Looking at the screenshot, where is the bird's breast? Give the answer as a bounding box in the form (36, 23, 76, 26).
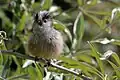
(28, 30, 63, 59)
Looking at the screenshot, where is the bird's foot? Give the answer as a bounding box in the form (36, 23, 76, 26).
(34, 56, 39, 63)
(44, 59, 51, 67)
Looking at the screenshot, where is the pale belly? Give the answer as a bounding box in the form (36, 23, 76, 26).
(27, 33, 63, 59)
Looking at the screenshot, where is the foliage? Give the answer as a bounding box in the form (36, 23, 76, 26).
(0, 0, 120, 80)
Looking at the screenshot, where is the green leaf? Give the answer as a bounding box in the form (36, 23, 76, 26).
(64, 28, 72, 43)
(112, 40, 120, 46)
(75, 53, 93, 64)
(89, 0, 97, 5)
(7, 74, 28, 80)
(112, 53, 120, 66)
(0, 65, 4, 75)
(27, 66, 38, 80)
(0, 10, 12, 27)
(72, 12, 84, 49)
(53, 20, 72, 42)
(86, 10, 111, 16)
(12, 56, 22, 74)
(32, 2, 42, 10)
(60, 56, 81, 65)
(83, 63, 103, 79)
(88, 42, 104, 75)
(73, 12, 84, 40)
(1, 58, 11, 78)
(53, 20, 66, 31)
(82, 9, 103, 29)
(60, 56, 102, 77)
(17, 12, 28, 32)
(34, 63, 43, 80)
(0, 35, 8, 66)
(41, 0, 53, 10)
(77, 0, 83, 6)
(108, 60, 120, 78)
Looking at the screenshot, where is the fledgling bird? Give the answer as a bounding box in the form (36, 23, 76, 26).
(27, 11, 63, 59)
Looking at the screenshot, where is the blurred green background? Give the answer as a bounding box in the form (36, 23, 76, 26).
(0, 0, 120, 80)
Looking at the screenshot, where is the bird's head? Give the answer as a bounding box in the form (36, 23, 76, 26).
(34, 11, 52, 27)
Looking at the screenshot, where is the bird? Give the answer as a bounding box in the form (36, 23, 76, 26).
(27, 11, 63, 59)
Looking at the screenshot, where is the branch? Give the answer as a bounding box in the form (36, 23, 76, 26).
(0, 50, 91, 80)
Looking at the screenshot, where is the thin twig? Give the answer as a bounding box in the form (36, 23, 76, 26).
(0, 50, 91, 80)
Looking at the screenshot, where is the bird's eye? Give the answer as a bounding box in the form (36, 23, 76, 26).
(43, 19, 47, 23)
(42, 13, 51, 23)
(38, 20, 42, 25)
